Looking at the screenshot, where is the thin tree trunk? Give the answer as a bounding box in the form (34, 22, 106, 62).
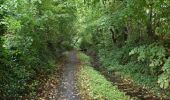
(110, 28, 116, 44)
(147, 2, 156, 40)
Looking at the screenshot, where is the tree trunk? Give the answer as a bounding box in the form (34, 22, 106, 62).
(147, 3, 156, 40)
(110, 28, 116, 44)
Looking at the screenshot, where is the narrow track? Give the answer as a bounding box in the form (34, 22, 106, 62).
(57, 51, 81, 100)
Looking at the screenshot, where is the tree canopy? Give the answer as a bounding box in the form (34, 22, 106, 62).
(0, 0, 170, 99)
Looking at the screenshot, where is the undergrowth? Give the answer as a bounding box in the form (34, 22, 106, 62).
(97, 44, 169, 97)
(77, 52, 130, 100)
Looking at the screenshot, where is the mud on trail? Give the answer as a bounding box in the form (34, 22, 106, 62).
(56, 51, 81, 100)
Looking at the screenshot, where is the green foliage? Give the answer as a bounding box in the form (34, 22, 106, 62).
(79, 34, 93, 50)
(78, 52, 91, 65)
(129, 43, 166, 75)
(75, 0, 170, 95)
(0, 0, 170, 98)
(3, 17, 21, 33)
(97, 46, 162, 94)
(158, 57, 170, 89)
(78, 52, 130, 100)
(0, 0, 77, 98)
(2, 34, 33, 53)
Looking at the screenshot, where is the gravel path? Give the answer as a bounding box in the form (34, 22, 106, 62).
(57, 51, 80, 100)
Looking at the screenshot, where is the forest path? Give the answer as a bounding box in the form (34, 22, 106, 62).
(56, 50, 81, 100)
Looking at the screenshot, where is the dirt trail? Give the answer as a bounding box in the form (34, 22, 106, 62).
(56, 51, 81, 100)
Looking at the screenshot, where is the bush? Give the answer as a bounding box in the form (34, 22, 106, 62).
(129, 43, 166, 75)
(158, 57, 170, 89)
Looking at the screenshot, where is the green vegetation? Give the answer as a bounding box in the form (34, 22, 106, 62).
(76, 0, 170, 97)
(0, 0, 170, 99)
(77, 52, 130, 100)
(98, 47, 161, 93)
(0, 0, 76, 98)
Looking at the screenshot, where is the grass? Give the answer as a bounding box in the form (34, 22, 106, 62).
(77, 52, 130, 100)
(98, 48, 168, 97)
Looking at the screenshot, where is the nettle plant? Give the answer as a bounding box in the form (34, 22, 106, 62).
(129, 43, 170, 89)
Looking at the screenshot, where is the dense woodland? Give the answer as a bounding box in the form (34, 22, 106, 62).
(0, 0, 170, 99)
